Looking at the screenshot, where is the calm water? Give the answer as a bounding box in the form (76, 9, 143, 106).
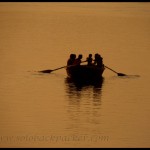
(0, 2, 150, 148)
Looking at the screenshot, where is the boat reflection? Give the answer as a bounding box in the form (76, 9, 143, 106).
(65, 76, 104, 90)
(64, 77, 105, 134)
(65, 76, 104, 100)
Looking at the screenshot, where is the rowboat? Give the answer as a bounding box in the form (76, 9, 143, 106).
(66, 65, 105, 82)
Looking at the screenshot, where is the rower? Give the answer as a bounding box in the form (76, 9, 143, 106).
(86, 54, 93, 66)
(67, 54, 76, 66)
(73, 54, 83, 65)
(94, 53, 103, 67)
(96, 54, 103, 67)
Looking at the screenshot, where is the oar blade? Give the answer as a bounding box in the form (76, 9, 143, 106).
(117, 73, 126, 76)
(39, 70, 53, 73)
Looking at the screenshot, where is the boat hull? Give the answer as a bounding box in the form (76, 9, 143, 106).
(66, 65, 105, 82)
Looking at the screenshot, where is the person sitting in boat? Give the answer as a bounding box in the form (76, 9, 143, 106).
(96, 54, 103, 67)
(86, 54, 93, 66)
(93, 53, 99, 65)
(73, 54, 83, 65)
(94, 53, 103, 67)
(67, 54, 76, 66)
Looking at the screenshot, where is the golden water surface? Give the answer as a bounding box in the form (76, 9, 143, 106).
(0, 2, 150, 147)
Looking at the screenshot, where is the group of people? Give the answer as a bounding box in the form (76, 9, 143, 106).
(67, 54, 83, 66)
(67, 53, 103, 67)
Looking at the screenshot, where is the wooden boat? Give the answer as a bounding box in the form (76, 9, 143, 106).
(66, 65, 105, 82)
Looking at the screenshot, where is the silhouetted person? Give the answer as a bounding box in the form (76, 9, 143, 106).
(67, 54, 76, 66)
(93, 53, 99, 65)
(94, 53, 103, 67)
(96, 54, 103, 67)
(86, 54, 93, 66)
(73, 54, 83, 65)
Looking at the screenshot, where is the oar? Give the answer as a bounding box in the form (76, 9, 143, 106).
(39, 66, 67, 73)
(39, 60, 87, 73)
(104, 65, 126, 76)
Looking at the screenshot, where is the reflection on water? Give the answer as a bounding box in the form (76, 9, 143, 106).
(110, 74, 141, 81)
(64, 77, 104, 134)
(120, 75, 141, 78)
(65, 76, 104, 87)
(65, 77, 104, 100)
